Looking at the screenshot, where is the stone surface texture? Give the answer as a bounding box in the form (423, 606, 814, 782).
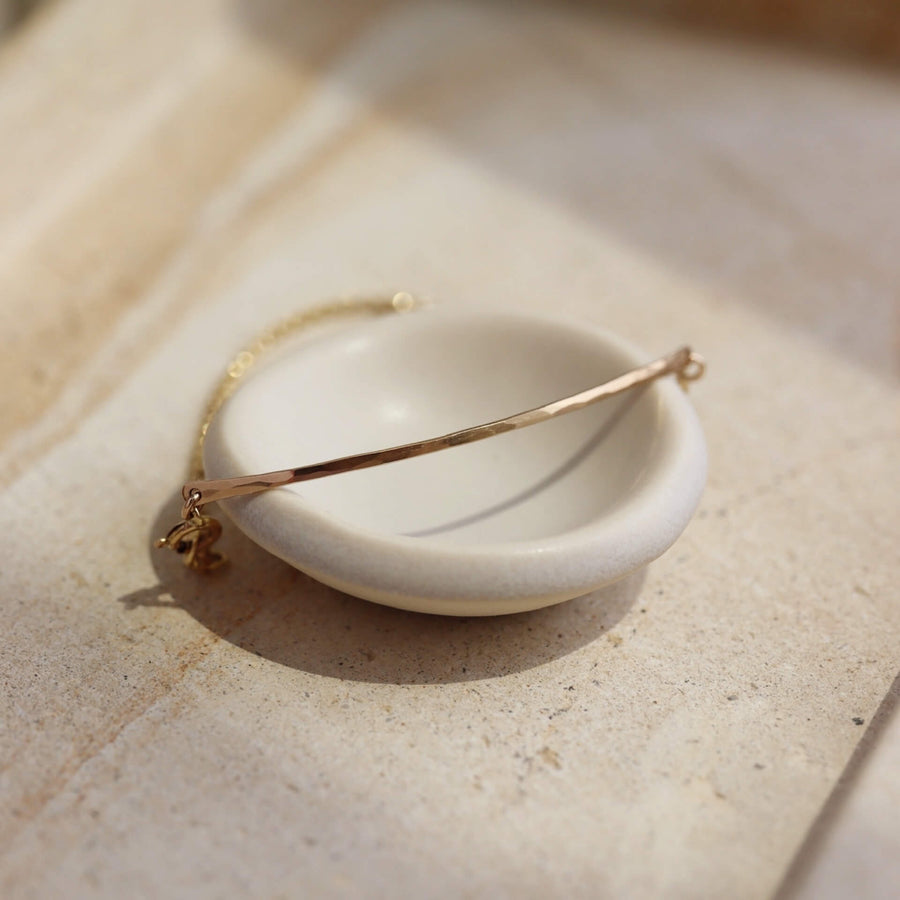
(0, 1, 898, 898)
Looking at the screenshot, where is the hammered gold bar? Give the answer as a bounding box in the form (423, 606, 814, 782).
(181, 345, 703, 509)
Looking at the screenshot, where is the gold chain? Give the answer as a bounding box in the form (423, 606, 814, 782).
(188, 291, 420, 482)
(157, 292, 703, 573)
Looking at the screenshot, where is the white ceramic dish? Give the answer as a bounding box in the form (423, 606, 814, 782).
(204, 307, 707, 615)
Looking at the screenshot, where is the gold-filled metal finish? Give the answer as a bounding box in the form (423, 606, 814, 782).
(156, 293, 705, 571)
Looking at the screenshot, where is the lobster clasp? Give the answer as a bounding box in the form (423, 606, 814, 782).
(155, 512, 226, 572)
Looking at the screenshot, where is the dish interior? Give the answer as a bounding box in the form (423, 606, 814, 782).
(208, 312, 667, 546)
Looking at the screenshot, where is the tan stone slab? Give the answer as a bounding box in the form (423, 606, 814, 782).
(0, 1, 898, 898)
(0, 0, 391, 453)
(786, 676, 900, 900)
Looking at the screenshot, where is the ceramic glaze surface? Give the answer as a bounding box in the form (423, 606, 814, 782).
(204, 308, 707, 614)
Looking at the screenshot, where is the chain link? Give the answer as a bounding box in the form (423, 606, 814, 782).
(159, 294, 702, 573)
(188, 292, 420, 481)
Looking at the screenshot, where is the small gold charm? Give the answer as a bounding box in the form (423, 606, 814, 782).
(155, 513, 226, 572)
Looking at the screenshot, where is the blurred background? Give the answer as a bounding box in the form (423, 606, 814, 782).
(6, 0, 900, 61)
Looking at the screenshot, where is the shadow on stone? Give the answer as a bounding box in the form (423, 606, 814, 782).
(120, 490, 644, 685)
